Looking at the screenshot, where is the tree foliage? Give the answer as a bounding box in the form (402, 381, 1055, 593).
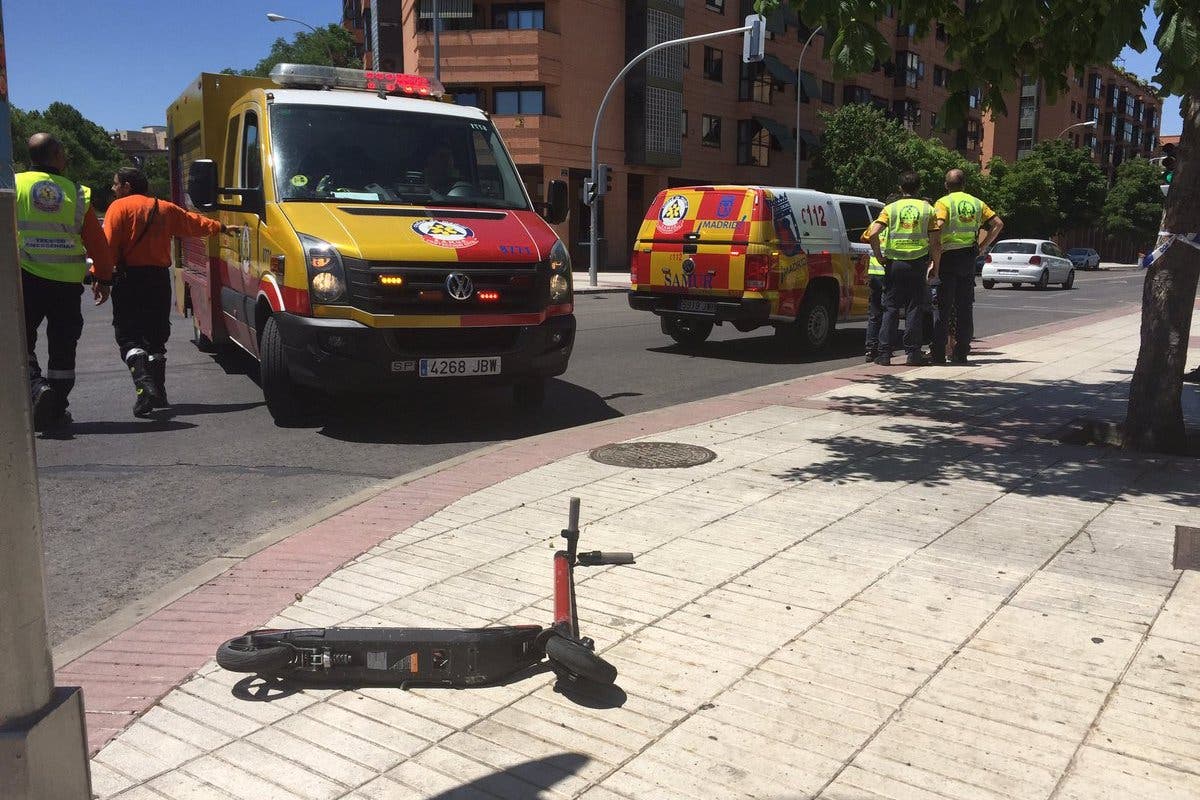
(809, 103, 985, 201)
(985, 156, 1062, 238)
(226, 25, 358, 77)
(1102, 157, 1165, 245)
(1020, 140, 1108, 231)
(10, 102, 125, 210)
(142, 155, 171, 201)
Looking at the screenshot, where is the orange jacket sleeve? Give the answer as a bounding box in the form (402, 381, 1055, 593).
(83, 205, 115, 281)
(163, 202, 222, 238)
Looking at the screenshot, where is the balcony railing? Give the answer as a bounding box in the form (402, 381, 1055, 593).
(415, 28, 561, 85)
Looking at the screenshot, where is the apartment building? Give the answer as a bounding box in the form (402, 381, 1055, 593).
(981, 63, 1162, 179)
(111, 125, 168, 167)
(343, 0, 983, 268)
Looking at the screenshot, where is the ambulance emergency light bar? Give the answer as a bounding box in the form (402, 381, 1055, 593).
(269, 64, 445, 98)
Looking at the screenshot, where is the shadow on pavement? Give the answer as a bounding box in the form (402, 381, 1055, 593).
(648, 328, 864, 366)
(427, 753, 591, 800)
(38, 418, 198, 439)
(160, 401, 266, 418)
(771, 373, 1200, 508)
(316, 378, 622, 445)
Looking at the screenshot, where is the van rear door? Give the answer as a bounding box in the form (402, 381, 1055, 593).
(632, 187, 763, 295)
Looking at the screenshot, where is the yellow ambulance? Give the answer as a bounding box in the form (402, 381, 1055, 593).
(628, 186, 882, 351)
(166, 65, 573, 424)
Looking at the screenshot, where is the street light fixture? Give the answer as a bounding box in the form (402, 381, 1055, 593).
(794, 26, 822, 188)
(266, 12, 337, 66)
(1059, 119, 1097, 137)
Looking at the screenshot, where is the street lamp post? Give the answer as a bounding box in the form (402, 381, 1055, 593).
(794, 26, 822, 188)
(266, 12, 337, 66)
(1059, 119, 1097, 139)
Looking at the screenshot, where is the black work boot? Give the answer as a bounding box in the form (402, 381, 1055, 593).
(31, 382, 60, 432)
(126, 350, 159, 418)
(147, 354, 170, 407)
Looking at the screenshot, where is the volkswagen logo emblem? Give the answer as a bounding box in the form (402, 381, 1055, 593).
(445, 272, 474, 300)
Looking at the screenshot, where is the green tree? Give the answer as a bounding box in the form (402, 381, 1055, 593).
(226, 24, 357, 77)
(989, 157, 1061, 238)
(1022, 139, 1108, 232)
(758, 0, 1200, 454)
(1102, 157, 1165, 246)
(11, 102, 125, 210)
(141, 155, 171, 201)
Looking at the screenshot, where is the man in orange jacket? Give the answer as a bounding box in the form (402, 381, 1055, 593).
(103, 167, 234, 417)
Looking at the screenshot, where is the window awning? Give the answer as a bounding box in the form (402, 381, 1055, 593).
(798, 71, 820, 101)
(754, 116, 794, 152)
(796, 129, 821, 148)
(763, 54, 797, 86)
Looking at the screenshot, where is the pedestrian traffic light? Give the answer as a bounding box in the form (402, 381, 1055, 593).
(1161, 143, 1178, 184)
(583, 178, 597, 206)
(597, 163, 612, 196)
(743, 14, 766, 63)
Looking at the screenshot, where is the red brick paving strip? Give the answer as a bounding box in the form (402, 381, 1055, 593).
(56, 303, 1144, 754)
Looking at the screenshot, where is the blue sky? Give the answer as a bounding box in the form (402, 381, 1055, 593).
(3, 1, 1184, 136)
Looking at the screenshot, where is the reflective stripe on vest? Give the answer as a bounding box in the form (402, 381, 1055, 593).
(869, 227, 889, 275)
(15, 172, 90, 283)
(939, 191, 983, 251)
(883, 198, 932, 260)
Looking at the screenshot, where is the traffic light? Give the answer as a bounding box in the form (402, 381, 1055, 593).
(597, 163, 612, 196)
(583, 178, 597, 206)
(743, 14, 766, 63)
(1162, 143, 1178, 184)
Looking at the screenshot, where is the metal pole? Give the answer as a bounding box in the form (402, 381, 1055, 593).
(432, 0, 441, 82)
(794, 26, 821, 188)
(0, 0, 91, 793)
(590, 23, 754, 287)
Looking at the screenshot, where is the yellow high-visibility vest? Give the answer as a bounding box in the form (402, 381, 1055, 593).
(883, 198, 933, 260)
(938, 191, 984, 251)
(15, 171, 91, 284)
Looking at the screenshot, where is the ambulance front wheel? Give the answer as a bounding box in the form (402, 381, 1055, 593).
(661, 315, 713, 348)
(260, 316, 317, 427)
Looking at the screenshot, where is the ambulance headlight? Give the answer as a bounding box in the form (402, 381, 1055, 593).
(548, 241, 572, 303)
(298, 234, 347, 304)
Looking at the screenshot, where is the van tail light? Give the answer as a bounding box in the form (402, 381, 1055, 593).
(745, 251, 778, 291)
(631, 249, 650, 284)
(984, 254, 992, 263)
(1029, 255, 1042, 265)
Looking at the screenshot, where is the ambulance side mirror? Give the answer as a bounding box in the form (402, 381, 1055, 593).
(188, 160, 219, 210)
(543, 179, 569, 225)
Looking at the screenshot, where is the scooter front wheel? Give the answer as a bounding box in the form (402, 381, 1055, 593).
(216, 635, 295, 674)
(545, 635, 617, 684)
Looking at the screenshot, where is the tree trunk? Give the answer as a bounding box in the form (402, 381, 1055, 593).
(1123, 96, 1200, 453)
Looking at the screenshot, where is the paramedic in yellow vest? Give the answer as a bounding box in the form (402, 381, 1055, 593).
(931, 168, 1004, 364)
(16, 133, 115, 431)
(865, 172, 940, 366)
(862, 193, 899, 362)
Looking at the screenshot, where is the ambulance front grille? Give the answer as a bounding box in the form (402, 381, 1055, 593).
(342, 258, 546, 315)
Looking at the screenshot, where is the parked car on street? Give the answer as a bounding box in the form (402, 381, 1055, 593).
(981, 239, 1075, 290)
(1066, 247, 1101, 270)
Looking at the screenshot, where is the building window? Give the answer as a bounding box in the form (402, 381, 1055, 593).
(930, 111, 938, 130)
(739, 62, 772, 103)
(935, 22, 947, 41)
(494, 87, 544, 115)
(933, 66, 948, 88)
(1070, 100, 1077, 115)
(681, 109, 688, 137)
(737, 120, 770, 166)
(417, 3, 480, 32)
(706, 0, 725, 13)
(1089, 73, 1102, 99)
(968, 88, 981, 109)
(1125, 94, 1135, 116)
(492, 4, 544, 30)
(683, 44, 690, 69)
(821, 80, 835, 104)
(896, 21, 916, 37)
(895, 51, 923, 88)
(844, 85, 872, 105)
(893, 99, 920, 130)
(1087, 103, 1098, 121)
(450, 87, 484, 109)
(703, 47, 723, 82)
(701, 114, 721, 147)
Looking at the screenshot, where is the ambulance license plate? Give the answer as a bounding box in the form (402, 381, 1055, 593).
(679, 299, 716, 314)
(419, 357, 502, 377)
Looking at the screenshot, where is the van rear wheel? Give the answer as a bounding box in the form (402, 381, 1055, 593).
(786, 290, 836, 352)
(661, 315, 713, 348)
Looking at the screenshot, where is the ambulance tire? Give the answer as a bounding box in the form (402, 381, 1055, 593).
(661, 315, 713, 348)
(260, 316, 315, 427)
(513, 378, 547, 411)
(790, 290, 836, 352)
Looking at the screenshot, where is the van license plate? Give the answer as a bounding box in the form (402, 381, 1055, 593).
(679, 299, 716, 313)
(419, 357, 502, 377)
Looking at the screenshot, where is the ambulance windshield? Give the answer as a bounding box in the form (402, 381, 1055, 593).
(271, 105, 530, 210)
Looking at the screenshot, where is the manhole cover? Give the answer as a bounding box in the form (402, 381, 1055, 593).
(588, 441, 717, 469)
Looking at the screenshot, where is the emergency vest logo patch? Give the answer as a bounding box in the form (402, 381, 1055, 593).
(658, 194, 689, 231)
(412, 219, 478, 249)
(898, 204, 921, 230)
(31, 180, 64, 213)
(955, 200, 977, 224)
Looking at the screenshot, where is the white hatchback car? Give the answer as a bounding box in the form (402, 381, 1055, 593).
(981, 239, 1075, 290)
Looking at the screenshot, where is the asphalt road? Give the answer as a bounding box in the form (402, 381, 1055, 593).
(34, 267, 1145, 645)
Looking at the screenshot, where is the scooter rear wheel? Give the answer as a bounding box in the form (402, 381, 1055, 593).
(545, 635, 617, 684)
(216, 636, 295, 674)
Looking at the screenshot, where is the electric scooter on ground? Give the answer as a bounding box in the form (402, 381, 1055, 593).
(216, 499, 632, 687)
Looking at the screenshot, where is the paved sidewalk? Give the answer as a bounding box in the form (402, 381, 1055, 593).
(572, 272, 630, 293)
(75, 305, 1199, 800)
